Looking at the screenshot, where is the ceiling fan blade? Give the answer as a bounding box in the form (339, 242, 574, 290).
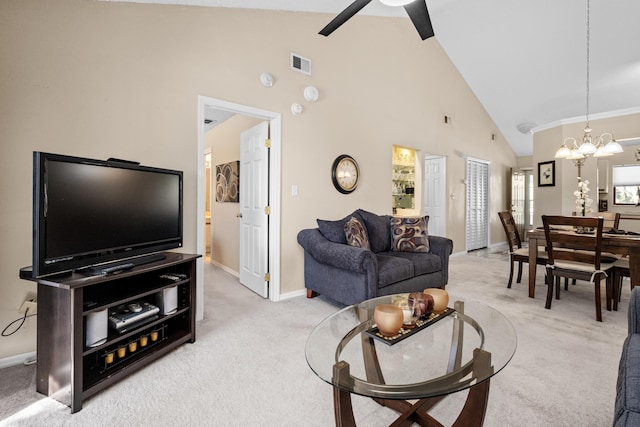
(404, 0, 435, 40)
(319, 0, 373, 36)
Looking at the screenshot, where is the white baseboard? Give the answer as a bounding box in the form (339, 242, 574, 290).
(210, 260, 239, 278)
(209, 260, 306, 301)
(0, 351, 36, 369)
(452, 241, 508, 257)
(279, 288, 306, 301)
(209, 260, 307, 302)
(489, 241, 508, 249)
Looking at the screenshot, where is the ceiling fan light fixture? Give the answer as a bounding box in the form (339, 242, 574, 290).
(320, 0, 433, 40)
(379, 0, 415, 6)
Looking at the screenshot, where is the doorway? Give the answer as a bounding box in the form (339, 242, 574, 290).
(509, 168, 534, 241)
(510, 168, 526, 239)
(196, 96, 282, 320)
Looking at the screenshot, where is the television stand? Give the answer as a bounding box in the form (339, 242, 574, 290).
(20, 252, 200, 413)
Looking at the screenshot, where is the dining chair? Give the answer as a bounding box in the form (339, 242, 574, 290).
(498, 211, 547, 288)
(600, 212, 621, 230)
(613, 257, 631, 310)
(541, 215, 616, 322)
(572, 211, 620, 230)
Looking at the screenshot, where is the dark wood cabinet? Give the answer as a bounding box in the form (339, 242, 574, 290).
(21, 252, 199, 413)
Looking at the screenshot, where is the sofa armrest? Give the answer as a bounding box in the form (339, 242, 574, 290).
(630, 287, 640, 335)
(428, 235, 454, 285)
(297, 228, 377, 274)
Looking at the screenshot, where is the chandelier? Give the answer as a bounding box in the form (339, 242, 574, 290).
(554, 0, 623, 164)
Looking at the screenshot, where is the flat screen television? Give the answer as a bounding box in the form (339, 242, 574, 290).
(32, 151, 183, 278)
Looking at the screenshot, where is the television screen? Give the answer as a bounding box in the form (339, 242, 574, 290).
(32, 152, 183, 277)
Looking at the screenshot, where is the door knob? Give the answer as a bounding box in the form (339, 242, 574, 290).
(236, 213, 243, 218)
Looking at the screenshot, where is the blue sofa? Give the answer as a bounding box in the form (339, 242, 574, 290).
(614, 286, 640, 426)
(296, 209, 453, 306)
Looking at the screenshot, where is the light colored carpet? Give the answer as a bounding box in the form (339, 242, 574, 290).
(0, 252, 629, 426)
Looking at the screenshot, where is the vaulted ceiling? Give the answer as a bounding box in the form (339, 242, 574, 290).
(107, 0, 640, 156)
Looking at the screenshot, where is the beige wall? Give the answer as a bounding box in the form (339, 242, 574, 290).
(516, 156, 533, 170)
(205, 115, 263, 272)
(532, 113, 640, 228)
(0, 0, 517, 360)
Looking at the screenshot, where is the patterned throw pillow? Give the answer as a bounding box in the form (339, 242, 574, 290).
(344, 216, 371, 251)
(390, 216, 430, 253)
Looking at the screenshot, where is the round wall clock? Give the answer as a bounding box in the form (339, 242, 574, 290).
(331, 154, 360, 194)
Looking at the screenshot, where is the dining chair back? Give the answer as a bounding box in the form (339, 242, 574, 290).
(600, 212, 621, 230)
(571, 211, 620, 230)
(498, 211, 547, 288)
(542, 215, 615, 321)
(498, 211, 522, 251)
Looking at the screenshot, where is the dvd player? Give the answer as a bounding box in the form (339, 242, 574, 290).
(109, 302, 159, 331)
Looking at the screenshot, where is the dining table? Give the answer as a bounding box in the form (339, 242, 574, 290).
(527, 228, 640, 299)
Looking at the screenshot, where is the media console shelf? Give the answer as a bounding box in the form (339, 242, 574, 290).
(20, 252, 200, 413)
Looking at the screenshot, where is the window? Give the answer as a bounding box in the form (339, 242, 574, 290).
(612, 165, 640, 205)
(527, 171, 534, 226)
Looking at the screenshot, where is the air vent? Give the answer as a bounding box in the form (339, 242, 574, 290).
(291, 53, 311, 76)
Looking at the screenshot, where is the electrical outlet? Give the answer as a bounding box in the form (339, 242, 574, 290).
(19, 300, 37, 315)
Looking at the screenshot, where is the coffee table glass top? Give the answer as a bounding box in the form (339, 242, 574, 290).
(305, 295, 517, 400)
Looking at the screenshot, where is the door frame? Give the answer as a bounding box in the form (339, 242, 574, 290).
(204, 147, 212, 256)
(197, 96, 282, 318)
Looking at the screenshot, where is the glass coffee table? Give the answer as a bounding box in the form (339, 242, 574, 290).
(305, 295, 517, 426)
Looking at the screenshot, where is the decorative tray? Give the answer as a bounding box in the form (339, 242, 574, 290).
(365, 307, 456, 346)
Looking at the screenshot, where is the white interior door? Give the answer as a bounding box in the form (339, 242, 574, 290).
(423, 156, 446, 236)
(239, 121, 269, 298)
(465, 158, 490, 251)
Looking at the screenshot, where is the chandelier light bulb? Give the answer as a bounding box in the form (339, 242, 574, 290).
(603, 140, 623, 154)
(554, 144, 571, 159)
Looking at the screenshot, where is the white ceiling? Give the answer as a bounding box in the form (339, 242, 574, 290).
(109, 0, 640, 156)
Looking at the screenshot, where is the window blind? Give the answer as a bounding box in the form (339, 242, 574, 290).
(612, 165, 640, 186)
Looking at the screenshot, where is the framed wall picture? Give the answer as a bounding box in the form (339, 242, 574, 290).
(538, 160, 555, 187)
(215, 161, 239, 203)
(598, 199, 608, 212)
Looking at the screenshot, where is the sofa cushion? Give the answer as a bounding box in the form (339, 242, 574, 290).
(615, 333, 640, 426)
(344, 216, 371, 251)
(356, 209, 391, 253)
(376, 254, 413, 288)
(388, 251, 442, 276)
(390, 216, 430, 253)
(317, 211, 363, 244)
